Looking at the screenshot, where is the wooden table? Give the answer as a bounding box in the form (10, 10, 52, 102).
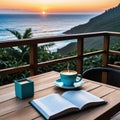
(0, 71, 120, 120)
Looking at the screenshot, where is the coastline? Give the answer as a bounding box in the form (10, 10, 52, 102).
(0, 14, 95, 52)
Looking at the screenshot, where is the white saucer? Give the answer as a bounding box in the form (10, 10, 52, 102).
(55, 79, 84, 89)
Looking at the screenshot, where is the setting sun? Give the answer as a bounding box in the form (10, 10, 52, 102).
(42, 11, 46, 15)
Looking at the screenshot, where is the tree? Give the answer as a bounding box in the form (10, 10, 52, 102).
(6, 28, 32, 39)
(7, 28, 55, 57)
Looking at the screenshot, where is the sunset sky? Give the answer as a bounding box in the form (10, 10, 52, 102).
(0, 0, 119, 14)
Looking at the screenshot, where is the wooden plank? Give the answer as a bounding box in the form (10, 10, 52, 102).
(0, 106, 40, 120)
(0, 86, 56, 116)
(0, 71, 59, 90)
(77, 37, 84, 74)
(0, 71, 58, 89)
(90, 86, 115, 98)
(102, 35, 109, 69)
(108, 64, 120, 70)
(37, 56, 77, 67)
(102, 72, 108, 84)
(56, 90, 120, 120)
(0, 71, 59, 103)
(89, 90, 120, 120)
(29, 44, 38, 76)
(84, 78, 120, 90)
(0, 31, 112, 48)
(83, 50, 104, 57)
(109, 50, 120, 55)
(0, 82, 55, 103)
(0, 85, 14, 94)
(0, 64, 30, 75)
(81, 81, 101, 91)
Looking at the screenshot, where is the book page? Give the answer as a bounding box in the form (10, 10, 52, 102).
(33, 94, 78, 118)
(62, 90, 106, 110)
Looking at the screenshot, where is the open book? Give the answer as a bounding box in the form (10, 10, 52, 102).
(30, 90, 107, 120)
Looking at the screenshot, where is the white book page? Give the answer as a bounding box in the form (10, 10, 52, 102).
(34, 94, 77, 117)
(62, 90, 105, 109)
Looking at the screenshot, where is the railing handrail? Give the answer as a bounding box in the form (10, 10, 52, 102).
(1, 31, 120, 48)
(0, 31, 120, 83)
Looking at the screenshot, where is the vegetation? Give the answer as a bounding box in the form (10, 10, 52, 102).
(65, 4, 120, 34)
(64, 4, 120, 49)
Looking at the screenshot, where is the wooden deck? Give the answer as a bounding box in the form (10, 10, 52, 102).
(0, 71, 120, 120)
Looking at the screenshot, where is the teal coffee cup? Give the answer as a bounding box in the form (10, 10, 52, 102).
(60, 70, 82, 86)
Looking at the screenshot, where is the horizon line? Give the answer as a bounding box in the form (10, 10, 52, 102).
(0, 8, 103, 15)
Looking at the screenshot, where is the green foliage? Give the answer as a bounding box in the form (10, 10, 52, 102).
(83, 55, 102, 71)
(38, 60, 76, 74)
(6, 28, 32, 39)
(109, 42, 120, 64)
(5, 28, 33, 65)
(0, 71, 29, 86)
(22, 28, 32, 38)
(6, 29, 22, 39)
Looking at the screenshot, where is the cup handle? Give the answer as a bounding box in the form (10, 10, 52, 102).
(76, 74, 82, 82)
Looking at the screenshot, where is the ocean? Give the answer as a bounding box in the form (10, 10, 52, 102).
(0, 14, 97, 51)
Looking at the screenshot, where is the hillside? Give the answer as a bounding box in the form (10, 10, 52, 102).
(58, 4, 120, 55)
(57, 42, 77, 55)
(64, 4, 120, 34)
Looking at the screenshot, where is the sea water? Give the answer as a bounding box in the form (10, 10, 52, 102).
(0, 14, 97, 51)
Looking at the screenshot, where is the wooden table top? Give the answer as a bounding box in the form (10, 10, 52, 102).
(0, 71, 120, 120)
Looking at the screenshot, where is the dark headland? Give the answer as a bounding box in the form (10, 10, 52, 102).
(57, 4, 120, 55)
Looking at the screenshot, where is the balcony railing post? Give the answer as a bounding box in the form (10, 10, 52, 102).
(102, 35, 110, 67)
(102, 35, 110, 83)
(77, 37, 84, 74)
(29, 44, 38, 76)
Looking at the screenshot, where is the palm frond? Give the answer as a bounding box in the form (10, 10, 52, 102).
(22, 28, 32, 39)
(6, 29, 22, 39)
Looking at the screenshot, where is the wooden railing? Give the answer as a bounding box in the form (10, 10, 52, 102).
(0, 31, 120, 78)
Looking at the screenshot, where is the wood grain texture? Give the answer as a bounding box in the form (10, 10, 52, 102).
(0, 71, 120, 120)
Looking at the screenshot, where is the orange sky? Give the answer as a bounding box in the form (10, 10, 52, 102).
(0, 0, 120, 14)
